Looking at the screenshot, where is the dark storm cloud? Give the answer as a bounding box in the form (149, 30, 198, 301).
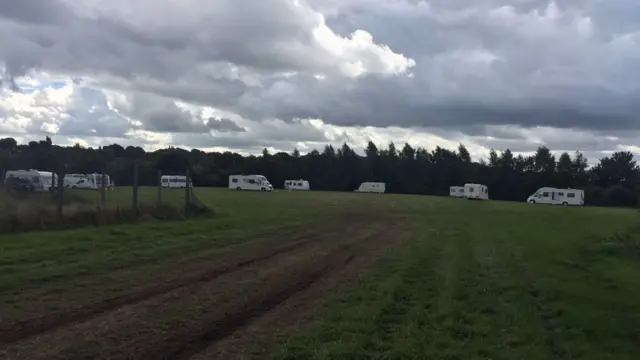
(205, 118, 246, 133)
(170, 119, 330, 149)
(0, 0, 72, 25)
(2, 0, 640, 149)
(0, 0, 394, 81)
(118, 93, 208, 133)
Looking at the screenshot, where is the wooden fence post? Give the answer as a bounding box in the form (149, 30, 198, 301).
(56, 168, 65, 218)
(132, 162, 139, 215)
(157, 170, 162, 205)
(184, 168, 191, 211)
(100, 170, 106, 205)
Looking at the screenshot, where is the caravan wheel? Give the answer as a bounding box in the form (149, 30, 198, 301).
(529, 200, 536, 204)
(562, 202, 569, 206)
(236, 186, 242, 191)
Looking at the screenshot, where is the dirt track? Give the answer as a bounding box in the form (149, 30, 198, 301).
(1, 209, 412, 360)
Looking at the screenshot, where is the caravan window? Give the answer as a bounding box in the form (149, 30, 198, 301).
(567, 193, 575, 198)
(297, 182, 302, 186)
(232, 178, 238, 183)
(469, 188, 474, 192)
(557, 192, 564, 196)
(542, 192, 549, 197)
(248, 179, 256, 184)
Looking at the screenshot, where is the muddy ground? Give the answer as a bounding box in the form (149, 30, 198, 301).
(0, 207, 412, 360)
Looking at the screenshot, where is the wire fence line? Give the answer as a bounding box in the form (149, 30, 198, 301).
(0, 164, 208, 232)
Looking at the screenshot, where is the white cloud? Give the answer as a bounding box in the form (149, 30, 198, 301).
(1, 0, 640, 163)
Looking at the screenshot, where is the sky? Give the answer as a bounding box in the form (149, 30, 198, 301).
(1, 0, 640, 163)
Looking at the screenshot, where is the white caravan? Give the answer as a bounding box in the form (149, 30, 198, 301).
(4, 169, 57, 192)
(449, 186, 465, 198)
(355, 182, 386, 193)
(284, 179, 310, 190)
(161, 175, 191, 188)
(229, 174, 274, 191)
(527, 187, 584, 206)
(464, 183, 489, 200)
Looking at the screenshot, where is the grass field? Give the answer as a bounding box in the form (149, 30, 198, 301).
(1, 188, 639, 359)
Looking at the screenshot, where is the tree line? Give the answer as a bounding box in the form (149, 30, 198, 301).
(1, 136, 638, 207)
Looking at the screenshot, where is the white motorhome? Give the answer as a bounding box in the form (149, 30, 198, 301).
(81, 173, 112, 190)
(464, 183, 489, 200)
(449, 186, 465, 198)
(161, 175, 191, 188)
(284, 179, 310, 190)
(67, 178, 96, 189)
(355, 182, 386, 193)
(229, 175, 274, 191)
(4, 169, 57, 192)
(64, 174, 86, 187)
(527, 187, 584, 206)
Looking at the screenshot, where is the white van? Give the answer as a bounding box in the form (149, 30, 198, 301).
(449, 186, 465, 198)
(4, 169, 57, 192)
(284, 180, 310, 190)
(464, 183, 489, 200)
(64, 174, 86, 187)
(355, 182, 385, 193)
(67, 178, 94, 189)
(161, 175, 191, 188)
(527, 187, 584, 206)
(229, 175, 273, 191)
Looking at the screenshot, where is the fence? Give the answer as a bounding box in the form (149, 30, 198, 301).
(0, 164, 209, 233)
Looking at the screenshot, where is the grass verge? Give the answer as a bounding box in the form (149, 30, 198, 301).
(273, 197, 640, 360)
(0, 187, 211, 233)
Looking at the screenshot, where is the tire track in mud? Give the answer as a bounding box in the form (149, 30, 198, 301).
(201, 222, 414, 360)
(134, 221, 408, 360)
(141, 253, 356, 360)
(21, 220, 393, 360)
(0, 213, 377, 344)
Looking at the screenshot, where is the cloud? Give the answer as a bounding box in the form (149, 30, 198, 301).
(2, 0, 640, 164)
(205, 118, 246, 133)
(0, 0, 414, 80)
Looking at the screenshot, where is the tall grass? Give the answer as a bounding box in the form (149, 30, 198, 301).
(0, 187, 212, 234)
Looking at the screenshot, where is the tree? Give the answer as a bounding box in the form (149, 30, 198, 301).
(592, 151, 639, 189)
(2, 136, 639, 207)
(556, 152, 573, 187)
(533, 146, 556, 173)
(0, 137, 17, 152)
(458, 144, 471, 163)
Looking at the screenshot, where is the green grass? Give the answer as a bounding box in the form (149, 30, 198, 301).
(0, 188, 382, 321)
(273, 196, 640, 360)
(2, 189, 640, 358)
